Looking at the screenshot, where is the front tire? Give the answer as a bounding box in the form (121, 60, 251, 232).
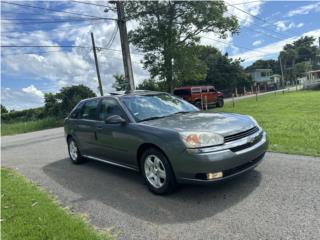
(216, 97, 224, 108)
(141, 148, 177, 195)
(68, 138, 86, 164)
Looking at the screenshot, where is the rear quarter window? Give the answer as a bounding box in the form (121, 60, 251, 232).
(191, 88, 201, 93)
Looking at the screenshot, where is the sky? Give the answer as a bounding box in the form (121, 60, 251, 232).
(1, 0, 320, 110)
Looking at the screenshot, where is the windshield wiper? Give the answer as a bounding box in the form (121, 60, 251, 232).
(173, 111, 191, 115)
(139, 116, 167, 122)
(139, 111, 191, 122)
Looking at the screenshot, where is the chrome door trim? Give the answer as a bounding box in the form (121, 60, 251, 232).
(83, 155, 138, 171)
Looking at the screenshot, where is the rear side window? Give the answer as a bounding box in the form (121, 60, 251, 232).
(191, 88, 201, 93)
(98, 98, 126, 121)
(201, 88, 208, 93)
(173, 89, 190, 96)
(80, 100, 98, 120)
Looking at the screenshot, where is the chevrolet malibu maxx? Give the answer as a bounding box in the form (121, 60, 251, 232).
(64, 90, 268, 194)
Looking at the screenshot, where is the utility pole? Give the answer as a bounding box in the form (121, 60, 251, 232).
(116, 1, 135, 91)
(91, 32, 104, 96)
(279, 56, 285, 88)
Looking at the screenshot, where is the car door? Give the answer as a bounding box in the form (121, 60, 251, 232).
(75, 99, 99, 157)
(208, 86, 218, 104)
(94, 98, 137, 168)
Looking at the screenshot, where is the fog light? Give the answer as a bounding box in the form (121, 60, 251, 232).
(207, 172, 223, 180)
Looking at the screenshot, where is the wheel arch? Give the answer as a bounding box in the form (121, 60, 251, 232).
(136, 143, 173, 173)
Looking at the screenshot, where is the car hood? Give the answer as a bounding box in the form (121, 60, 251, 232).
(140, 112, 256, 136)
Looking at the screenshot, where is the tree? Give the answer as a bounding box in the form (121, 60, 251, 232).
(112, 74, 128, 91)
(137, 78, 167, 92)
(1, 104, 8, 114)
(195, 45, 251, 93)
(245, 59, 281, 75)
(125, 1, 239, 92)
(279, 36, 318, 83)
(44, 85, 96, 117)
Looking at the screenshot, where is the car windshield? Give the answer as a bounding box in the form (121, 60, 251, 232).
(121, 93, 199, 122)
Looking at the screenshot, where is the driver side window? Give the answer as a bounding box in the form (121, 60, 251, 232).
(98, 98, 126, 121)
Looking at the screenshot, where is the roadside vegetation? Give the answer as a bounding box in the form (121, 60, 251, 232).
(1, 168, 113, 240)
(1, 85, 95, 136)
(1, 118, 63, 136)
(213, 90, 320, 157)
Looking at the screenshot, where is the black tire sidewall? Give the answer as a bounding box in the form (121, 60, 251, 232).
(217, 98, 224, 107)
(141, 148, 176, 195)
(67, 138, 83, 164)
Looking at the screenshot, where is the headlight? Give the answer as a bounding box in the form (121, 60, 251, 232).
(180, 132, 224, 148)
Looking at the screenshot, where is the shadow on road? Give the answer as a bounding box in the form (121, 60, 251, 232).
(43, 158, 262, 223)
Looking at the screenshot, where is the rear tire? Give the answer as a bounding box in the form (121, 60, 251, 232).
(67, 137, 86, 164)
(216, 97, 224, 108)
(141, 148, 177, 195)
(194, 100, 202, 109)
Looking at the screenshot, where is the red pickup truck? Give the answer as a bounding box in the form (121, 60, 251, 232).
(173, 85, 224, 108)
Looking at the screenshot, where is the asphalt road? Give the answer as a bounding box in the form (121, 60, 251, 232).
(2, 127, 320, 240)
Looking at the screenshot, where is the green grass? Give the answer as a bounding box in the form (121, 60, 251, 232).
(1, 168, 113, 240)
(212, 90, 320, 157)
(1, 118, 63, 136)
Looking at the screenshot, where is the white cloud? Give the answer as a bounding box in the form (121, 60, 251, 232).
(287, 2, 320, 17)
(22, 85, 44, 99)
(297, 23, 304, 28)
(1, 87, 44, 110)
(199, 0, 264, 52)
(275, 21, 304, 32)
(1, 0, 265, 110)
(226, 0, 264, 27)
(230, 28, 320, 65)
(252, 40, 262, 46)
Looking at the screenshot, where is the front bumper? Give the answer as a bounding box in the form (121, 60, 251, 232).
(174, 131, 268, 184)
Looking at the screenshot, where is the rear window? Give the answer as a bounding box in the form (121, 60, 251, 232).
(191, 88, 201, 93)
(173, 89, 190, 96)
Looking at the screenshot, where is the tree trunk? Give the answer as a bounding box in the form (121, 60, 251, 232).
(164, 52, 173, 93)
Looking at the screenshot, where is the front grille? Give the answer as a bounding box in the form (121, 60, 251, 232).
(224, 126, 259, 143)
(230, 132, 263, 152)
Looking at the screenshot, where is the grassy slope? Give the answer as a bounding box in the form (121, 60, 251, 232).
(1, 118, 63, 136)
(1, 168, 113, 240)
(212, 90, 320, 156)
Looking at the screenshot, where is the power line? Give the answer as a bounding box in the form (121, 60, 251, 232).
(70, 1, 116, 10)
(232, 1, 264, 5)
(1, 50, 65, 56)
(201, 36, 271, 55)
(1, 17, 103, 21)
(225, 1, 300, 37)
(2, 1, 116, 20)
(2, 18, 106, 25)
(0, 45, 144, 56)
(1, 45, 90, 48)
(1, 21, 104, 34)
(105, 24, 119, 48)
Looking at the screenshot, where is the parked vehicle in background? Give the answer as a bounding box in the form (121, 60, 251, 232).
(173, 86, 224, 108)
(64, 90, 267, 195)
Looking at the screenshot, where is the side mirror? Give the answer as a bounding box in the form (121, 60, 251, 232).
(105, 115, 127, 124)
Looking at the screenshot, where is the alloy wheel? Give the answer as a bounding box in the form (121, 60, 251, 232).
(144, 154, 167, 189)
(69, 140, 78, 161)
